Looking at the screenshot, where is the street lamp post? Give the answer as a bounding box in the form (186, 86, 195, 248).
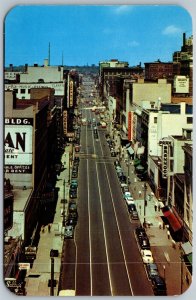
(143, 182, 147, 227)
(163, 265, 166, 280)
(126, 159, 130, 185)
(49, 249, 59, 296)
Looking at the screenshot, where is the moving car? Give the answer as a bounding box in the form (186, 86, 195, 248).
(64, 225, 74, 239)
(146, 263, 159, 279)
(141, 249, 154, 263)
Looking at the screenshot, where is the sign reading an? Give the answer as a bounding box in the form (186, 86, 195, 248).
(4, 118, 33, 174)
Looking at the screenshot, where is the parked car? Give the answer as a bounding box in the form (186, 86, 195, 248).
(114, 160, 120, 167)
(119, 175, 127, 183)
(64, 225, 74, 239)
(130, 210, 139, 220)
(70, 179, 78, 188)
(123, 192, 133, 200)
(126, 198, 135, 206)
(68, 202, 77, 212)
(72, 170, 78, 178)
(74, 156, 80, 162)
(151, 275, 167, 295)
(135, 226, 147, 241)
(111, 151, 116, 157)
(69, 188, 77, 199)
(146, 263, 159, 279)
(141, 249, 154, 263)
(68, 211, 78, 222)
(121, 183, 129, 193)
(127, 203, 137, 212)
(139, 237, 150, 250)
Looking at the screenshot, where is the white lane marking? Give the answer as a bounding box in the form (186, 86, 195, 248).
(87, 109, 93, 295)
(99, 136, 134, 296)
(91, 111, 113, 296)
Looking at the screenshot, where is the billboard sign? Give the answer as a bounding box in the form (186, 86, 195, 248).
(174, 76, 189, 93)
(4, 118, 33, 173)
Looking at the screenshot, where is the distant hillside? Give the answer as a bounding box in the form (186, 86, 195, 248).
(5, 65, 99, 74)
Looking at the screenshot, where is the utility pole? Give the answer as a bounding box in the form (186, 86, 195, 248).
(62, 179, 66, 227)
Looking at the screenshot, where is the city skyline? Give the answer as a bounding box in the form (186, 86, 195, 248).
(4, 5, 192, 67)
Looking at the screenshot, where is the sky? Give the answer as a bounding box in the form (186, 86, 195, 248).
(4, 5, 192, 67)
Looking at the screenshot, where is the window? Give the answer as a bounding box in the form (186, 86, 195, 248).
(28, 89, 31, 94)
(21, 89, 25, 94)
(187, 117, 192, 124)
(154, 117, 157, 123)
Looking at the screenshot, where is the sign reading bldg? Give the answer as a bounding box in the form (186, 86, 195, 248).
(4, 118, 33, 174)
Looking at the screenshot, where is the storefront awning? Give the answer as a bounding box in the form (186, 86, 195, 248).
(162, 206, 182, 232)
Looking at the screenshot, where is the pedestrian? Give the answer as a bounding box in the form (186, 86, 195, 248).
(158, 204, 161, 212)
(138, 190, 142, 197)
(172, 240, 176, 249)
(159, 221, 162, 229)
(48, 223, 51, 233)
(147, 221, 151, 228)
(154, 204, 157, 211)
(41, 225, 45, 233)
(167, 230, 170, 239)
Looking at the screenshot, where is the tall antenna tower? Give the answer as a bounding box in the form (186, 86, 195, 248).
(62, 51, 64, 66)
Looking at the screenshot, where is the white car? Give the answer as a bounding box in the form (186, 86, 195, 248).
(123, 191, 133, 199)
(126, 198, 135, 205)
(141, 249, 154, 263)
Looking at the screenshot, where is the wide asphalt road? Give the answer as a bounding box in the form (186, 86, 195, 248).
(73, 107, 154, 296)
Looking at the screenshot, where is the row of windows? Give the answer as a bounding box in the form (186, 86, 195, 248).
(14, 88, 31, 94)
(153, 117, 192, 124)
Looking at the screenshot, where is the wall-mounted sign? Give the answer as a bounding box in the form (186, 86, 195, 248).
(4, 118, 33, 174)
(63, 111, 67, 135)
(128, 112, 133, 141)
(162, 144, 169, 179)
(69, 81, 74, 107)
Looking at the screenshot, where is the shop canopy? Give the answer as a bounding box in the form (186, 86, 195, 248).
(162, 206, 182, 232)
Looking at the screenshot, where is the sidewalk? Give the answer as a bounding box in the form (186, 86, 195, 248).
(25, 145, 71, 296)
(119, 154, 185, 296)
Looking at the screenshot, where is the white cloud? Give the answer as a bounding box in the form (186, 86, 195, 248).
(127, 40, 139, 47)
(162, 25, 182, 35)
(113, 5, 133, 15)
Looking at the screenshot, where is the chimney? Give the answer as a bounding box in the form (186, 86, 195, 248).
(44, 59, 49, 67)
(9, 64, 13, 71)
